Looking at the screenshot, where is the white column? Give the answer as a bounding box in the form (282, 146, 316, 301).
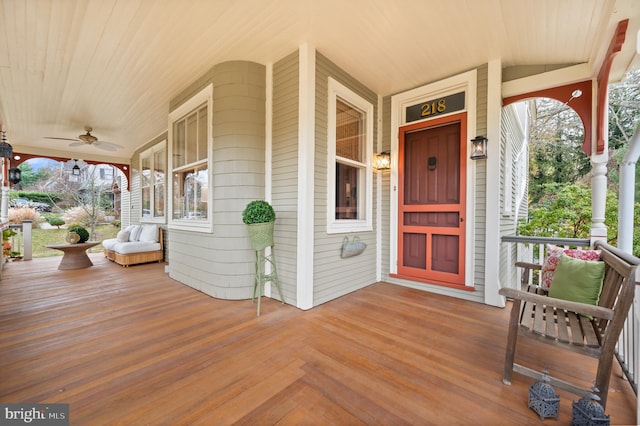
(1, 184, 9, 223)
(484, 59, 504, 307)
(296, 44, 315, 310)
(617, 124, 640, 253)
(590, 156, 608, 245)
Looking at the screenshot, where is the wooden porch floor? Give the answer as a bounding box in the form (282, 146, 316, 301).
(1, 254, 636, 425)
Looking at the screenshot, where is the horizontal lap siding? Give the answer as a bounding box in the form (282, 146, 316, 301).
(313, 52, 378, 306)
(169, 61, 266, 300)
(272, 52, 300, 305)
(499, 105, 527, 288)
(381, 96, 392, 278)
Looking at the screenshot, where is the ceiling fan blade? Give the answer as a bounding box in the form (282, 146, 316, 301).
(94, 142, 118, 152)
(45, 137, 80, 142)
(68, 142, 86, 147)
(94, 141, 123, 151)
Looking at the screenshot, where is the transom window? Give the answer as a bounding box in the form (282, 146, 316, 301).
(327, 78, 373, 233)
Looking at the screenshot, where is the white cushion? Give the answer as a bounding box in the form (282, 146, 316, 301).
(128, 225, 142, 241)
(102, 238, 118, 250)
(113, 241, 161, 254)
(116, 230, 130, 242)
(138, 224, 159, 243)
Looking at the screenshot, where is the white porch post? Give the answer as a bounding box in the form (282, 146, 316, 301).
(1, 180, 8, 223)
(590, 77, 608, 245)
(590, 156, 608, 245)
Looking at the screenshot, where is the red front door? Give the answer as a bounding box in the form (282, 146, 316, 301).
(397, 113, 467, 286)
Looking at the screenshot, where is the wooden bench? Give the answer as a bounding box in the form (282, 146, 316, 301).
(498, 240, 639, 408)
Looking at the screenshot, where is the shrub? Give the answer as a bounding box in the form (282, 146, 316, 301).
(62, 206, 105, 226)
(242, 200, 276, 224)
(68, 225, 90, 243)
(44, 214, 65, 229)
(8, 207, 42, 226)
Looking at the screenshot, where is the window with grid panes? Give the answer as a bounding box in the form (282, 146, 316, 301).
(327, 78, 373, 233)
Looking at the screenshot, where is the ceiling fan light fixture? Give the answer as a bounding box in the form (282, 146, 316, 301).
(79, 132, 98, 144)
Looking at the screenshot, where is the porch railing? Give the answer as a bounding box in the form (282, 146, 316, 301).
(1, 220, 32, 278)
(501, 235, 638, 399)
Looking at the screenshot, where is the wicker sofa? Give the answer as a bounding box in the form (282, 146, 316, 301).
(102, 224, 164, 267)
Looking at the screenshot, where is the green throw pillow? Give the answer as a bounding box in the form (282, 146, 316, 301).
(548, 254, 605, 306)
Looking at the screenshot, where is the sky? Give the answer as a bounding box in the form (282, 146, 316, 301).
(22, 158, 60, 170)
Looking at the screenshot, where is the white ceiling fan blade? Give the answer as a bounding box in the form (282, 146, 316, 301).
(69, 141, 85, 147)
(94, 142, 118, 152)
(94, 140, 124, 151)
(45, 137, 80, 142)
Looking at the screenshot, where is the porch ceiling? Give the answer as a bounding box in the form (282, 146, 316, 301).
(0, 0, 639, 164)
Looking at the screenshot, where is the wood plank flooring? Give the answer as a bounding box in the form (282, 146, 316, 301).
(1, 254, 636, 425)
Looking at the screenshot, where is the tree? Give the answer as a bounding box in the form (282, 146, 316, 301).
(605, 70, 640, 199)
(50, 165, 115, 239)
(527, 69, 640, 203)
(527, 99, 591, 204)
(16, 162, 53, 190)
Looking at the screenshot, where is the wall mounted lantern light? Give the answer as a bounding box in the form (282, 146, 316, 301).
(470, 136, 488, 160)
(374, 151, 391, 171)
(8, 167, 21, 184)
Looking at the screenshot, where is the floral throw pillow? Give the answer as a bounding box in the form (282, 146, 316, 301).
(540, 244, 601, 290)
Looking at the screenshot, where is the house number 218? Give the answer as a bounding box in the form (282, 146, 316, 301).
(421, 99, 447, 117)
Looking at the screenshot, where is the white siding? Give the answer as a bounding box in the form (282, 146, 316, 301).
(311, 53, 378, 306)
(272, 51, 301, 305)
(168, 61, 267, 300)
(499, 103, 529, 289)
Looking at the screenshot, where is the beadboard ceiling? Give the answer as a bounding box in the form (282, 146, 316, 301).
(0, 0, 638, 164)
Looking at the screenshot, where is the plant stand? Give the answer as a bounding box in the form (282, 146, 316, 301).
(253, 245, 285, 316)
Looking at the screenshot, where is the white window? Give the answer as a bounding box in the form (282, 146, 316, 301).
(327, 78, 373, 233)
(168, 84, 213, 232)
(140, 141, 166, 222)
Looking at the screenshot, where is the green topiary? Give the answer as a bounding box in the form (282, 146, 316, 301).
(242, 200, 275, 224)
(68, 225, 90, 243)
(45, 214, 65, 229)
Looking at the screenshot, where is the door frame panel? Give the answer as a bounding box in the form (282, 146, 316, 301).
(395, 112, 468, 288)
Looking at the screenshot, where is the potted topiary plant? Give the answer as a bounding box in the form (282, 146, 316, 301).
(66, 225, 90, 244)
(242, 200, 276, 250)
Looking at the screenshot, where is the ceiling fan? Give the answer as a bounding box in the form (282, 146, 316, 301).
(46, 126, 123, 152)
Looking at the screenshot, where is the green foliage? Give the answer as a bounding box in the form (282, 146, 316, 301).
(16, 163, 53, 189)
(68, 225, 90, 243)
(10, 191, 61, 205)
(527, 100, 591, 204)
(242, 200, 276, 224)
(3, 228, 16, 241)
(112, 219, 121, 227)
(43, 214, 65, 229)
(518, 183, 640, 257)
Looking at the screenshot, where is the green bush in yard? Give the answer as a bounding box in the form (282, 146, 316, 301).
(44, 214, 65, 229)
